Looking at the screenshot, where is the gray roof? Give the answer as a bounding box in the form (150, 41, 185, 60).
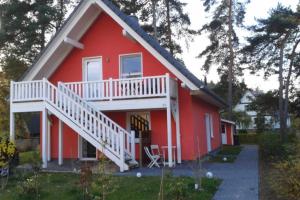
(21, 0, 227, 107)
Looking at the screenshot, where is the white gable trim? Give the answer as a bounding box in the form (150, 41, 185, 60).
(94, 0, 198, 90)
(22, 0, 199, 91)
(23, 1, 100, 81)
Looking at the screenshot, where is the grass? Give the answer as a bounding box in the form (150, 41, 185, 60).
(0, 172, 221, 200)
(209, 145, 242, 163)
(19, 151, 39, 165)
(217, 145, 242, 155)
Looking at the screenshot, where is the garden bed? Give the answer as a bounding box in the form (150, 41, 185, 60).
(0, 172, 221, 200)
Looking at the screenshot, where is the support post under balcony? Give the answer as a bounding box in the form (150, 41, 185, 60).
(9, 112, 15, 142)
(10, 81, 15, 142)
(42, 108, 48, 168)
(58, 119, 64, 165)
(166, 73, 173, 167)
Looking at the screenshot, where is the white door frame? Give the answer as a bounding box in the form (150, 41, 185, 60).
(126, 111, 151, 143)
(205, 114, 212, 152)
(78, 136, 98, 161)
(221, 124, 227, 145)
(82, 56, 103, 81)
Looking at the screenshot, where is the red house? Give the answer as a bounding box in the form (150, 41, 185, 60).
(9, 0, 226, 172)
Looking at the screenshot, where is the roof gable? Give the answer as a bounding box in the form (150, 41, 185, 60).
(20, 0, 226, 107)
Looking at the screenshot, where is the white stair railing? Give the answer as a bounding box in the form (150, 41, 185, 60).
(57, 82, 136, 161)
(11, 79, 136, 171)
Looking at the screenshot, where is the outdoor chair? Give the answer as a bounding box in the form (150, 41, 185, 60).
(144, 146, 160, 168)
(150, 144, 164, 164)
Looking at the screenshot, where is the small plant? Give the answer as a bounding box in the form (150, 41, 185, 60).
(92, 154, 118, 200)
(0, 136, 16, 190)
(79, 162, 93, 200)
(17, 150, 41, 200)
(165, 177, 190, 200)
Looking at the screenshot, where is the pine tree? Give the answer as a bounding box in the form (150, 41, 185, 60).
(112, 0, 197, 58)
(198, 0, 250, 119)
(241, 4, 300, 141)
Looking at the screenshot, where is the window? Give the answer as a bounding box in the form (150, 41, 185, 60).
(120, 54, 142, 78)
(221, 124, 226, 133)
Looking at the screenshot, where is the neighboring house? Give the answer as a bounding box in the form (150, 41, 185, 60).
(9, 0, 226, 172)
(221, 119, 235, 146)
(234, 90, 290, 130)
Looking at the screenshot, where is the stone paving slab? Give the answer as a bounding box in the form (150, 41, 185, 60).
(212, 145, 259, 200)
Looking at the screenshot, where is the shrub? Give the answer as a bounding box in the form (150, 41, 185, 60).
(238, 129, 248, 134)
(79, 163, 93, 200)
(92, 155, 118, 200)
(270, 157, 300, 200)
(239, 133, 258, 144)
(166, 177, 190, 200)
(0, 136, 17, 169)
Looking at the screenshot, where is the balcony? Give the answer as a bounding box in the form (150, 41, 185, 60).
(11, 74, 178, 112)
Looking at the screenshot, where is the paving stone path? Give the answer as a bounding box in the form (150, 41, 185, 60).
(211, 145, 259, 200)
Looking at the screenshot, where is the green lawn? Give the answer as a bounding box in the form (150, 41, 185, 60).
(19, 151, 39, 165)
(218, 145, 242, 156)
(209, 145, 243, 163)
(0, 172, 221, 200)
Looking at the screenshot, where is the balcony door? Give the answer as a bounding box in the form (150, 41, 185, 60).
(80, 57, 102, 160)
(83, 57, 103, 99)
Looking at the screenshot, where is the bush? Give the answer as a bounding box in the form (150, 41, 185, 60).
(238, 133, 258, 144)
(238, 129, 248, 134)
(0, 136, 17, 169)
(258, 133, 283, 160)
(269, 142, 300, 200)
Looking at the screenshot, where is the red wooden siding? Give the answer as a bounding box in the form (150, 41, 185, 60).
(39, 11, 222, 160)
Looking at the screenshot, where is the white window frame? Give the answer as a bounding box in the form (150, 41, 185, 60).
(119, 53, 143, 79)
(82, 56, 103, 81)
(210, 114, 214, 138)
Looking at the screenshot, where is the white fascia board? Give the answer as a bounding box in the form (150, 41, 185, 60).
(22, 1, 94, 81)
(95, 0, 198, 91)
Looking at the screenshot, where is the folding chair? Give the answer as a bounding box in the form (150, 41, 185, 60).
(144, 146, 160, 168)
(150, 144, 164, 164)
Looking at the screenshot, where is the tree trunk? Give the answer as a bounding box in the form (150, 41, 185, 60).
(165, 0, 173, 55)
(227, 0, 234, 120)
(283, 39, 300, 134)
(151, 0, 158, 39)
(278, 35, 288, 142)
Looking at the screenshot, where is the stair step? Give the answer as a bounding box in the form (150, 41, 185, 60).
(126, 160, 139, 169)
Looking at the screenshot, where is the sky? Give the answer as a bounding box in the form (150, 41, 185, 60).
(180, 0, 299, 92)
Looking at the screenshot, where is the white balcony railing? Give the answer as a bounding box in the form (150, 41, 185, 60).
(63, 74, 177, 101)
(10, 74, 178, 103)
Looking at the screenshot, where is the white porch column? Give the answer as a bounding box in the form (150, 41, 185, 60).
(42, 108, 48, 168)
(166, 73, 173, 167)
(47, 118, 51, 162)
(10, 81, 15, 142)
(9, 111, 15, 142)
(58, 119, 64, 165)
(175, 100, 181, 163)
